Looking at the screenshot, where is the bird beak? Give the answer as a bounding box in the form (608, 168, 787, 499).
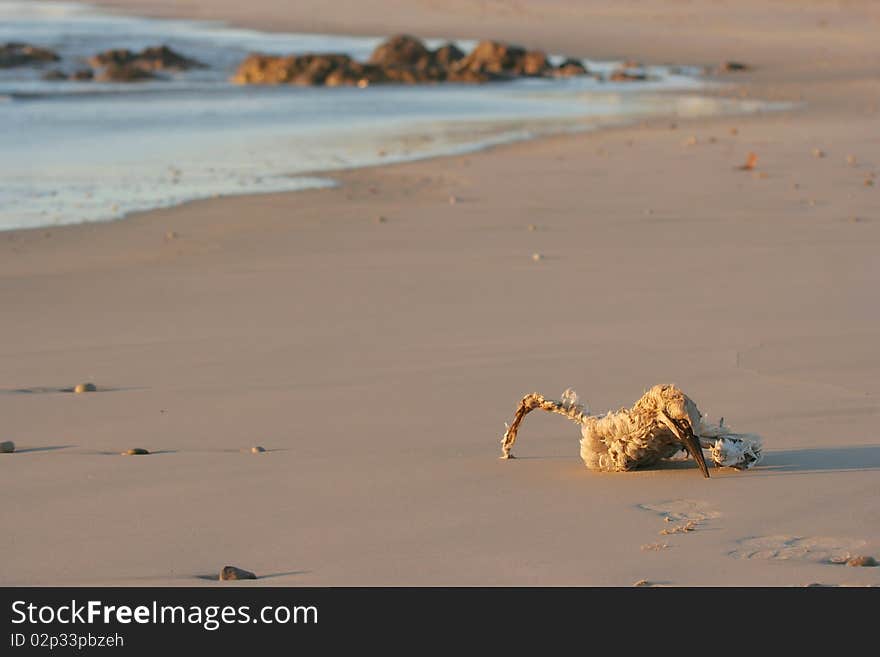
(658, 411, 711, 478)
(684, 427, 710, 478)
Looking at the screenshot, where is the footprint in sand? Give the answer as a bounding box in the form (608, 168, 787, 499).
(639, 499, 721, 535)
(729, 535, 867, 564)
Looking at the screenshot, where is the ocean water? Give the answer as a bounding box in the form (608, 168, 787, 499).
(0, 1, 777, 230)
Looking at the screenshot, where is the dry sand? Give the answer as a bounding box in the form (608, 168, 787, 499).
(1, 0, 879, 586)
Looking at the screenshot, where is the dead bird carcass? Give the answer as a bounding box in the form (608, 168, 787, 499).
(500, 384, 762, 477)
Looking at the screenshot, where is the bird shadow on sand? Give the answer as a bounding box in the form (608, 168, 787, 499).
(751, 445, 880, 475)
(509, 447, 880, 476)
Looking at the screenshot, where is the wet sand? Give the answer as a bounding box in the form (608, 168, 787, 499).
(1, 0, 878, 586)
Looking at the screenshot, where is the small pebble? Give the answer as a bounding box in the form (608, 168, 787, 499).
(0, 441, 15, 453)
(847, 555, 877, 567)
(813, 148, 826, 158)
(122, 448, 150, 456)
(531, 253, 543, 262)
(448, 195, 458, 205)
(220, 565, 257, 581)
(527, 224, 537, 231)
(633, 579, 651, 587)
(249, 446, 266, 454)
(375, 215, 387, 223)
(684, 135, 697, 146)
(74, 382, 97, 393)
(165, 231, 178, 241)
(729, 127, 739, 135)
(846, 154, 857, 166)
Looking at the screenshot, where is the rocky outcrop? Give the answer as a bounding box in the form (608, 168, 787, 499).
(0, 42, 60, 68)
(232, 35, 594, 86)
(89, 45, 205, 73)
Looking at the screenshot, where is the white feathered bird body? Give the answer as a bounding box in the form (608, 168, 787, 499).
(501, 384, 762, 476)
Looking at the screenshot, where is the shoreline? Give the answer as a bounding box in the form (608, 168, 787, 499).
(1, 93, 797, 238)
(2, 1, 878, 586)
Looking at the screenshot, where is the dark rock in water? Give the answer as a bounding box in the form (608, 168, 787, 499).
(368, 34, 432, 68)
(233, 53, 365, 85)
(454, 40, 550, 77)
(43, 68, 93, 81)
(521, 50, 550, 76)
(456, 40, 523, 75)
(42, 69, 68, 81)
(718, 60, 750, 73)
(555, 58, 589, 77)
(607, 69, 648, 82)
(445, 66, 492, 84)
(432, 43, 465, 68)
(137, 45, 206, 71)
(88, 48, 131, 69)
(89, 45, 205, 74)
(95, 63, 158, 83)
(0, 42, 60, 68)
(220, 565, 257, 581)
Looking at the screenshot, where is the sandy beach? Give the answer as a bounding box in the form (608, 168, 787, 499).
(2, 0, 879, 586)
